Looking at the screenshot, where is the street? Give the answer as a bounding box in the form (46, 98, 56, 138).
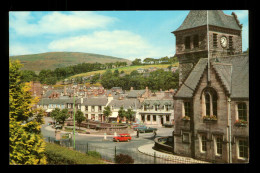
(41, 117, 174, 164)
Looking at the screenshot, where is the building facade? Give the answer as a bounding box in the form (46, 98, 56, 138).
(172, 10, 249, 163)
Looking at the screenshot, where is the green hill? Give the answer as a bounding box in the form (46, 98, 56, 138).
(9, 52, 131, 73)
(69, 63, 179, 79)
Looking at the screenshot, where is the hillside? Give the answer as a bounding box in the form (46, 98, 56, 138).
(9, 52, 131, 72)
(69, 63, 179, 79)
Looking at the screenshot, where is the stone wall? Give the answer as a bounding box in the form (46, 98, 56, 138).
(173, 65, 249, 163)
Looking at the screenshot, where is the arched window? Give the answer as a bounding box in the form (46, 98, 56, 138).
(202, 88, 218, 117)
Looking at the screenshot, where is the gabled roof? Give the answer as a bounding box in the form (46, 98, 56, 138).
(83, 97, 108, 106)
(174, 54, 249, 99)
(174, 10, 242, 33)
(126, 90, 146, 98)
(108, 99, 140, 109)
(174, 58, 208, 98)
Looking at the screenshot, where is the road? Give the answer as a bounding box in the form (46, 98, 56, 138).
(41, 117, 174, 164)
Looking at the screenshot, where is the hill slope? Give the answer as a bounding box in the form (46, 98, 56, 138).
(69, 63, 179, 79)
(10, 52, 131, 72)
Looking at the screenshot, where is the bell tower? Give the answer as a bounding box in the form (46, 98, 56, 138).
(172, 10, 242, 85)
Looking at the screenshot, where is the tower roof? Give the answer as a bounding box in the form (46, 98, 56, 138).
(173, 10, 242, 33)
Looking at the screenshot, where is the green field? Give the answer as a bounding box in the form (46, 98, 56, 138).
(69, 63, 179, 79)
(10, 52, 131, 72)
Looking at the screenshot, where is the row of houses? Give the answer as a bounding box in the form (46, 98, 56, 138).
(37, 86, 175, 126)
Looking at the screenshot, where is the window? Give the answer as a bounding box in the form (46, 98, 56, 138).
(238, 140, 248, 159)
(201, 134, 207, 152)
(237, 103, 247, 121)
(165, 105, 169, 111)
(182, 133, 190, 143)
(153, 115, 156, 121)
(155, 105, 158, 111)
(99, 106, 102, 112)
(91, 106, 95, 112)
(166, 115, 170, 122)
(147, 115, 151, 121)
(185, 36, 191, 49)
(144, 105, 147, 111)
(193, 34, 199, 48)
(85, 106, 88, 111)
(184, 101, 192, 117)
(203, 88, 218, 116)
(213, 34, 218, 47)
(141, 115, 145, 122)
(215, 136, 223, 155)
(229, 36, 233, 49)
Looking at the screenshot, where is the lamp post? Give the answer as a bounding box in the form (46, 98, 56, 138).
(73, 92, 76, 149)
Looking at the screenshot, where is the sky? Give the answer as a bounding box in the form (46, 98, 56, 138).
(9, 10, 249, 61)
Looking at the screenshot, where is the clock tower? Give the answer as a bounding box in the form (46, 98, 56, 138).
(172, 10, 243, 84)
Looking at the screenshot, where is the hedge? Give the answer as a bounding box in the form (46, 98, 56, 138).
(44, 142, 105, 164)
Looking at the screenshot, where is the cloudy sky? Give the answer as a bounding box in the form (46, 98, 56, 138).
(9, 10, 248, 61)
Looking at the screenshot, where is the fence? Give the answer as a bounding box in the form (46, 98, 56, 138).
(45, 136, 210, 164)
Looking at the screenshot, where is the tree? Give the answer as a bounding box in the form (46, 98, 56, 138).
(75, 110, 86, 129)
(57, 108, 70, 126)
(90, 73, 100, 84)
(113, 69, 119, 77)
(131, 58, 142, 66)
(125, 108, 135, 123)
(9, 60, 47, 165)
(50, 108, 61, 124)
(35, 108, 45, 124)
(21, 70, 38, 82)
(118, 106, 126, 123)
(103, 106, 112, 122)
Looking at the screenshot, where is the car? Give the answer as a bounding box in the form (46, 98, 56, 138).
(55, 125, 62, 129)
(134, 126, 157, 133)
(113, 133, 132, 142)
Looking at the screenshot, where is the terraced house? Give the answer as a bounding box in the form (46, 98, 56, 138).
(172, 10, 249, 163)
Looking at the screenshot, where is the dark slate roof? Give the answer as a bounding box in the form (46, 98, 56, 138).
(126, 90, 146, 98)
(83, 97, 108, 106)
(174, 54, 249, 99)
(38, 98, 71, 105)
(108, 99, 140, 109)
(174, 58, 208, 98)
(174, 10, 242, 32)
(213, 54, 249, 98)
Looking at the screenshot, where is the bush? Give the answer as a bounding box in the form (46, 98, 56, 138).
(86, 151, 102, 159)
(114, 154, 134, 164)
(45, 142, 104, 164)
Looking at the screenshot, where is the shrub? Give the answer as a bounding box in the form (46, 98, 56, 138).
(86, 151, 102, 159)
(114, 154, 134, 164)
(44, 142, 104, 164)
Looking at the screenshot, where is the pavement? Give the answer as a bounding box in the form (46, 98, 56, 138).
(137, 144, 209, 164)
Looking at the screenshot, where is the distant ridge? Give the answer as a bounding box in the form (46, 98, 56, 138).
(10, 52, 131, 72)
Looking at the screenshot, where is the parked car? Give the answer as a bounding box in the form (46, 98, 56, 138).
(113, 133, 132, 142)
(134, 126, 157, 133)
(55, 125, 62, 129)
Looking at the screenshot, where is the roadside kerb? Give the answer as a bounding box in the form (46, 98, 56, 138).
(138, 144, 209, 164)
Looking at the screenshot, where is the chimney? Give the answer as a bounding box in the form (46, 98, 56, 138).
(64, 86, 67, 95)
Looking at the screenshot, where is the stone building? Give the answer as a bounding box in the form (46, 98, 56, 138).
(172, 10, 243, 84)
(172, 10, 249, 163)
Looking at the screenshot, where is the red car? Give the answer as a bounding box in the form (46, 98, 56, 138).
(113, 133, 132, 142)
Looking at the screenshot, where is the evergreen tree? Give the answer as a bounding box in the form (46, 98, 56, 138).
(9, 60, 47, 165)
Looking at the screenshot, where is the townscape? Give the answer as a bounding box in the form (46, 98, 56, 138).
(9, 10, 249, 165)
